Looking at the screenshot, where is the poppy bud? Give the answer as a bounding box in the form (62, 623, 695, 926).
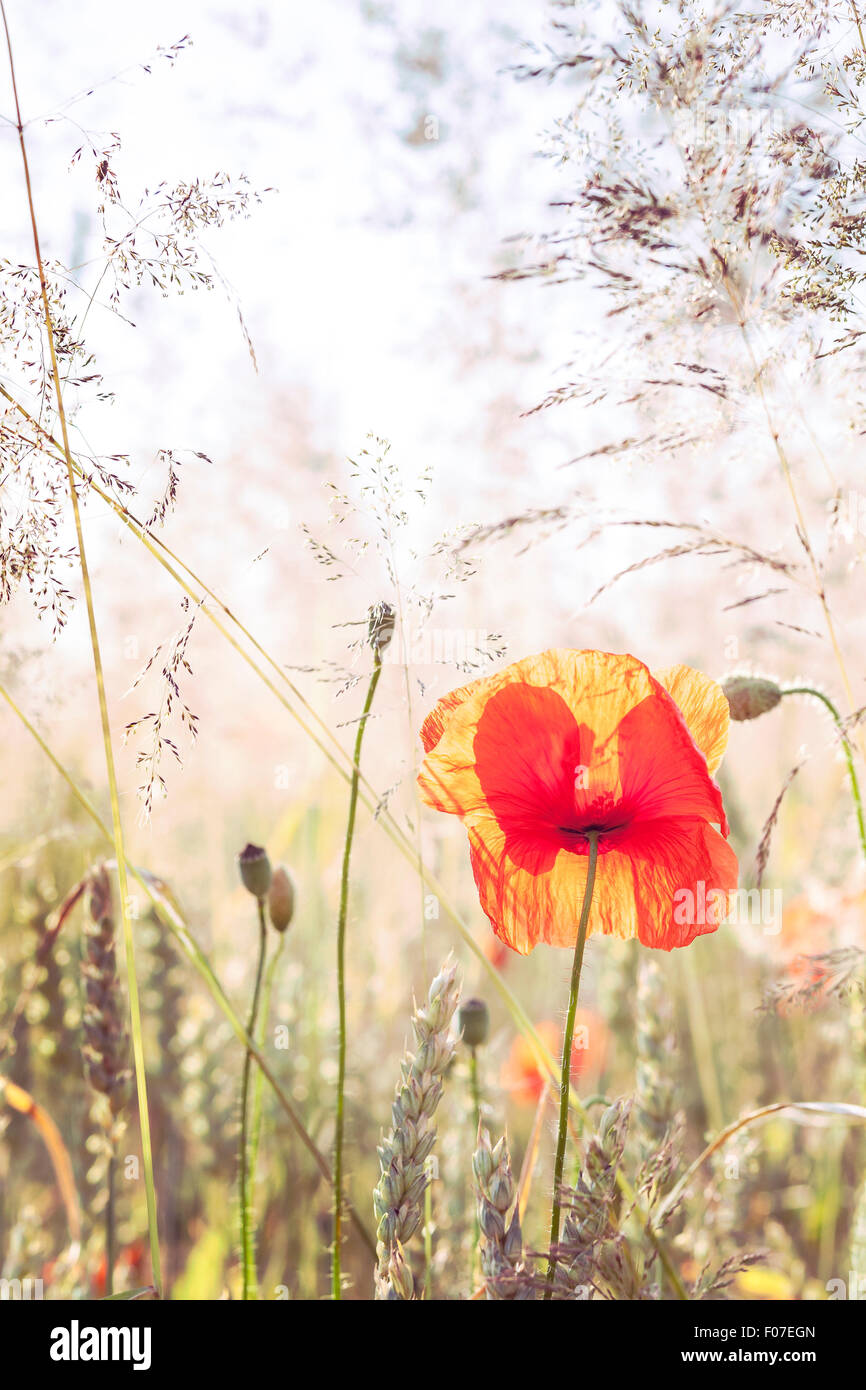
(267, 866, 295, 933)
(368, 601, 396, 656)
(238, 843, 272, 900)
(721, 675, 782, 721)
(458, 997, 490, 1049)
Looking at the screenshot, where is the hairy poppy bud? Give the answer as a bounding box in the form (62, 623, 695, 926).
(458, 997, 490, 1049)
(238, 842, 272, 900)
(268, 865, 295, 933)
(721, 675, 782, 722)
(368, 601, 396, 656)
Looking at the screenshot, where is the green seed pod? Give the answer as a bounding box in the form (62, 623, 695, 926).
(238, 843, 272, 900)
(267, 865, 295, 933)
(458, 997, 490, 1049)
(722, 675, 782, 722)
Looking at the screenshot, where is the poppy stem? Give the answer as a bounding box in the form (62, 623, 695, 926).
(782, 686, 866, 863)
(544, 830, 599, 1299)
(333, 656, 383, 1301)
(239, 899, 268, 1300)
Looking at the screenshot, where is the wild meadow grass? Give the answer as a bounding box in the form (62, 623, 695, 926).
(3, 0, 866, 1303)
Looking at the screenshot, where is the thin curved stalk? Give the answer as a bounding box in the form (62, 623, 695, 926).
(783, 685, 866, 862)
(248, 934, 285, 1216)
(0, 2, 161, 1294)
(655, 1100, 866, 1229)
(0, 1076, 81, 1244)
(239, 903, 268, 1299)
(333, 659, 382, 1300)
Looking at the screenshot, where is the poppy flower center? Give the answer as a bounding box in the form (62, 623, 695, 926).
(557, 810, 633, 846)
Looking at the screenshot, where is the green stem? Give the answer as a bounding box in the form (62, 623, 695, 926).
(544, 831, 599, 1299)
(469, 1047, 482, 1286)
(0, 3, 162, 1296)
(333, 658, 382, 1300)
(249, 933, 285, 1214)
(239, 900, 268, 1300)
(783, 686, 866, 863)
(469, 1048, 482, 1138)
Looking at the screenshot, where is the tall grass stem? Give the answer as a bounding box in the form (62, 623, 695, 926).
(0, 1, 162, 1295)
(333, 657, 382, 1299)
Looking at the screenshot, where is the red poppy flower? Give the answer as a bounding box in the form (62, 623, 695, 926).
(418, 649, 737, 954)
(502, 1013, 608, 1104)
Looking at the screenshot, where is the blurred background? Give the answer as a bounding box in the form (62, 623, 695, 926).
(2, 0, 866, 1300)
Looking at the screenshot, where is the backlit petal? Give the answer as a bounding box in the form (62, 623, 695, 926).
(418, 650, 654, 819)
(467, 813, 737, 953)
(654, 664, 730, 775)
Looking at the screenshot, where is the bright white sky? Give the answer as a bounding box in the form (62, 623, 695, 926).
(0, 1, 819, 770)
(0, 1, 578, 498)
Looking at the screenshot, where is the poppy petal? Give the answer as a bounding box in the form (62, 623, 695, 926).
(467, 813, 737, 953)
(654, 664, 730, 774)
(616, 683, 729, 834)
(418, 648, 738, 955)
(418, 650, 656, 819)
(420, 676, 490, 754)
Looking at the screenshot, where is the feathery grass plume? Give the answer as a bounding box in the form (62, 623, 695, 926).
(755, 759, 806, 890)
(763, 947, 864, 1014)
(373, 958, 459, 1300)
(472, 1127, 531, 1299)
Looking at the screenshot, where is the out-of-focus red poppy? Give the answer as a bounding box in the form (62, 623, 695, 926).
(418, 650, 737, 954)
(483, 934, 511, 971)
(770, 893, 837, 1015)
(778, 894, 835, 961)
(502, 1013, 608, 1104)
(91, 1239, 147, 1297)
